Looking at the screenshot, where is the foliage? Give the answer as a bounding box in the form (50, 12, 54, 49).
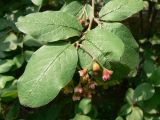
(0, 0, 160, 119)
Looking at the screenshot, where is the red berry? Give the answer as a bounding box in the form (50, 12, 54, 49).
(79, 19, 85, 25)
(102, 68, 113, 81)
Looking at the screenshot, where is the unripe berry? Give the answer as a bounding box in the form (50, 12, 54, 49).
(93, 62, 100, 72)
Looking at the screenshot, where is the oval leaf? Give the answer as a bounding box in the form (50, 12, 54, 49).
(134, 83, 155, 102)
(78, 98, 92, 115)
(0, 59, 15, 73)
(126, 107, 143, 120)
(17, 43, 78, 107)
(125, 88, 135, 105)
(119, 104, 132, 116)
(100, 22, 139, 70)
(99, 0, 144, 21)
(16, 11, 83, 42)
(61, 2, 92, 20)
(149, 67, 160, 86)
(79, 28, 124, 69)
(61, 1, 83, 16)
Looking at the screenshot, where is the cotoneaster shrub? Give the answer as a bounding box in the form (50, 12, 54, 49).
(1, 0, 160, 119)
(15, 0, 143, 108)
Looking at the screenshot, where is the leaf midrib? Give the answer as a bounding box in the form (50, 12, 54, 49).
(18, 21, 82, 32)
(100, 0, 128, 19)
(27, 44, 72, 97)
(85, 39, 110, 61)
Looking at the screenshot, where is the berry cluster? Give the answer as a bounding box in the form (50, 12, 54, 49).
(72, 62, 113, 101)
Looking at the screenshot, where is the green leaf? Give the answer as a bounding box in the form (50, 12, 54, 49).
(0, 75, 14, 89)
(144, 115, 160, 120)
(17, 43, 78, 107)
(134, 83, 155, 102)
(143, 59, 156, 77)
(78, 48, 93, 69)
(116, 116, 124, 120)
(0, 18, 12, 31)
(100, 22, 139, 70)
(119, 104, 132, 116)
(0, 33, 18, 52)
(141, 88, 160, 114)
(149, 67, 160, 87)
(99, 0, 144, 21)
(61, 1, 92, 20)
(0, 59, 15, 73)
(79, 28, 124, 69)
(1, 84, 18, 102)
(78, 98, 92, 115)
(104, 0, 111, 4)
(126, 107, 143, 120)
(23, 35, 42, 47)
(72, 114, 91, 120)
(0, 51, 10, 59)
(31, 0, 43, 6)
(13, 54, 25, 69)
(16, 11, 83, 43)
(125, 88, 135, 105)
(24, 50, 34, 62)
(61, 1, 83, 16)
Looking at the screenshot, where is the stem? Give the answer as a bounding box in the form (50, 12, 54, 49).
(87, 0, 95, 30)
(94, 18, 102, 28)
(37, 5, 42, 12)
(78, 4, 86, 20)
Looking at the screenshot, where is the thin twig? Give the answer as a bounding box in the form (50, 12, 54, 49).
(87, 0, 95, 30)
(78, 4, 86, 20)
(94, 18, 102, 28)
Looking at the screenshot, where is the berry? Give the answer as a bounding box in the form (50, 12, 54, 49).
(74, 86, 83, 94)
(93, 62, 100, 72)
(102, 68, 113, 81)
(79, 19, 85, 25)
(78, 68, 87, 77)
(89, 82, 97, 89)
